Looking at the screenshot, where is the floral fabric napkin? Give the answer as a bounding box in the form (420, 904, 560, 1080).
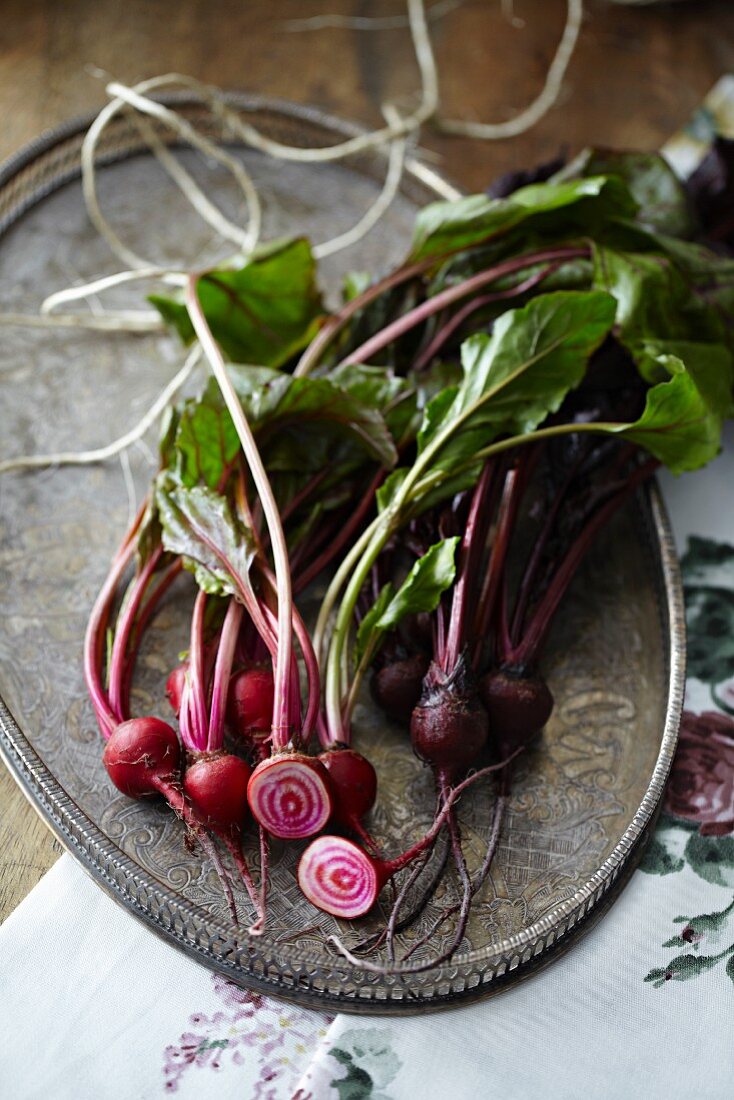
(3, 83, 734, 1100)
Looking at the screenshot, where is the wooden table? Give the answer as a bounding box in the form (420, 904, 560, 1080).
(1, 0, 733, 922)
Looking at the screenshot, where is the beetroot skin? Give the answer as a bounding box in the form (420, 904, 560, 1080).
(371, 652, 429, 723)
(184, 752, 252, 834)
(226, 666, 275, 740)
(165, 664, 188, 718)
(479, 668, 554, 751)
(410, 658, 489, 781)
(320, 747, 377, 825)
(103, 716, 181, 798)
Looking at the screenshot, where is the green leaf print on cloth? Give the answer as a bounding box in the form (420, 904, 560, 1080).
(681, 536, 734, 715)
(294, 1028, 402, 1100)
(643, 536, 734, 992)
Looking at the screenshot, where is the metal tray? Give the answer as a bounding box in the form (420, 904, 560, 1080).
(0, 96, 685, 1013)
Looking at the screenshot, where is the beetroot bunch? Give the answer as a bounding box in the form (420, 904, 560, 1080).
(85, 152, 733, 964)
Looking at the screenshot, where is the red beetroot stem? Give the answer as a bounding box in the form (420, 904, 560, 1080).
(207, 598, 244, 752)
(294, 468, 384, 595)
(188, 590, 210, 749)
(508, 447, 583, 646)
(108, 549, 163, 722)
(258, 562, 320, 740)
(470, 459, 524, 670)
(412, 262, 561, 374)
(280, 466, 331, 524)
(341, 247, 589, 369)
(507, 442, 638, 649)
(443, 461, 497, 673)
(507, 458, 660, 668)
(294, 258, 431, 377)
(121, 558, 184, 708)
(84, 502, 148, 739)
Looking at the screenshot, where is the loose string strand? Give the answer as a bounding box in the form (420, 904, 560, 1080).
(0, 0, 584, 475)
(0, 345, 201, 474)
(437, 0, 583, 139)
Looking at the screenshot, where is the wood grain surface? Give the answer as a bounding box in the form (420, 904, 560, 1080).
(1, 0, 733, 922)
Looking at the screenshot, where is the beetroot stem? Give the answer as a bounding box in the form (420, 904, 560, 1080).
(470, 463, 520, 669)
(294, 467, 384, 595)
(121, 558, 184, 712)
(207, 598, 244, 752)
(108, 549, 162, 722)
(341, 247, 588, 369)
(188, 590, 209, 749)
(509, 458, 659, 667)
(412, 262, 561, 374)
(443, 461, 495, 672)
(258, 562, 320, 740)
(509, 446, 582, 645)
(186, 276, 294, 747)
(83, 502, 147, 738)
(293, 258, 430, 377)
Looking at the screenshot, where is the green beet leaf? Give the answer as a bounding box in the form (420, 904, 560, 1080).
(175, 385, 241, 489)
(355, 538, 460, 664)
(592, 244, 729, 350)
(617, 355, 728, 473)
(409, 176, 636, 262)
(226, 364, 398, 467)
(415, 290, 617, 480)
(156, 474, 257, 598)
(554, 149, 693, 238)
(150, 238, 324, 367)
(172, 363, 401, 492)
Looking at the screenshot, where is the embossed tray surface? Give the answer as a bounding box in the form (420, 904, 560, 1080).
(0, 98, 685, 1013)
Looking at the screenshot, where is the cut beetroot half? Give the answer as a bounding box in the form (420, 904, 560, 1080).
(298, 835, 382, 919)
(247, 754, 333, 839)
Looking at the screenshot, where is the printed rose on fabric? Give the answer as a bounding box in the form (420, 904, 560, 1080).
(665, 710, 734, 835)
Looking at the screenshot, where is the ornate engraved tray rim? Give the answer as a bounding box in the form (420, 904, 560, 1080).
(0, 99, 686, 1014)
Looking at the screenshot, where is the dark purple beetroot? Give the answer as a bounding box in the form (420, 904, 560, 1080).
(371, 652, 429, 723)
(479, 667, 554, 752)
(410, 658, 489, 781)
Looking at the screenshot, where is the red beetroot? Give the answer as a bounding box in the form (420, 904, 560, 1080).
(410, 659, 489, 782)
(297, 758, 510, 920)
(371, 652, 429, 723)
(166, 664, 188, 719)
(227, 666, 275, 742)
(183, 752, 252, 835)
(479, 668, 554, 752)
(320, 747, 377, 830)
(103, 716, 181, 798)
